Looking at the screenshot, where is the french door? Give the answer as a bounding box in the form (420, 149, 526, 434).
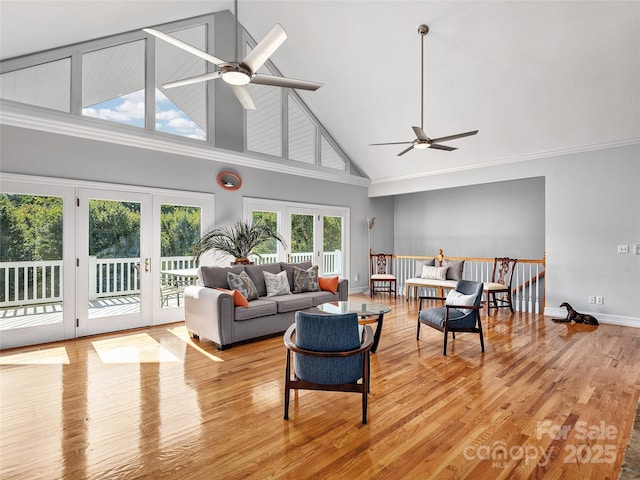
(0, 174, 213, 348)
(76, 188, 152, 336)
(245, 198, 349, 278)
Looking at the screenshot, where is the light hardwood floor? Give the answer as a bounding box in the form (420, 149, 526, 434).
(1, 293, 639, 479)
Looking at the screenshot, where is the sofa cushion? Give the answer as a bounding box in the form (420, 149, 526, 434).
(296, 290, 340, 306)
(443, 260, 465, 281)
(281, 261, 313, 291)
(293, 265, 319, 293)
(245, 263, 282, 297)
(199, 265, 245, 289)
(264, 270, 292, 297)
(271, 294, 314, 313)
(234, 299, 278, 321)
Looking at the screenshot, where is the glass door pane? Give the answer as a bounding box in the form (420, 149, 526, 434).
(158, 204, 200, 309)
(322, 215, 344, 276)
(251, 210, 281, 265)
(290, 213, 315, 264)
(0, 194, 64, 329)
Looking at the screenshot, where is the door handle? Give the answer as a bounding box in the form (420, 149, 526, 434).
(145, 258, 150, 272)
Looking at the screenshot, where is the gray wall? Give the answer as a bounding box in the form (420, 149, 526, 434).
(382, 143, 640, 324)
(393, 177, 545, 258)
(0, 125, 393, 291)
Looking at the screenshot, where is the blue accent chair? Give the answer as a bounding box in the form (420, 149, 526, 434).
(283, 311, 374, 424)
(417, 280, 485, 355)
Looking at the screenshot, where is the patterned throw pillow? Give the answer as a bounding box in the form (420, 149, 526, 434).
(293, 265, 319, 293)
(239, 271, 259, 300)
(227, 271, 259, 301)
(263, 270, 292, 297)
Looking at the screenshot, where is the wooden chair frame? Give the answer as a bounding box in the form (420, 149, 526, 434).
(369, 252, 397, 298)
(486, 257, 517, 314)
(283, 323, 374, 424)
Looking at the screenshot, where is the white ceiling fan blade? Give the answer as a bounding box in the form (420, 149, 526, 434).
(143, 28, 229, 67)
(230, 85, 256, 110)
(163, 71, 222, 89)
(250, 73, 322, 91)
(242, 24, 287, 73)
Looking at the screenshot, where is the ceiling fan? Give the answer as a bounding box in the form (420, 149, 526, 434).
(370, 24, 478, 156)
(143, 8, 321, 110)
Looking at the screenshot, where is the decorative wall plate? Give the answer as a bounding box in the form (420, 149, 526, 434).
(217, 171, 242, 191)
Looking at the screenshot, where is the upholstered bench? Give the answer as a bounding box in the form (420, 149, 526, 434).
(404, 256, 465, 300)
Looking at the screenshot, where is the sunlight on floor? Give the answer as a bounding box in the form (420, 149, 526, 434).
(92, 333, 181, 364)
(0, 346, 70, 365)
(168, 325, 224, 362)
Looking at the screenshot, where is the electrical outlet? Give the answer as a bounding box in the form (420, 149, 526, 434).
(354, 274, 359, 283)
(634, 244, 640, 255)
(596, 296, 604, 305)
(588, 296, 596, 304)
(618, 244, 629, 254)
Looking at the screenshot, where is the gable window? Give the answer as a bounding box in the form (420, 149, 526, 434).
(82, 41, 146, 128)
(0, 58, 71, 112)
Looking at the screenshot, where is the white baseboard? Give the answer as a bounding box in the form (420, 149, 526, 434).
(544, 307, 640, 328)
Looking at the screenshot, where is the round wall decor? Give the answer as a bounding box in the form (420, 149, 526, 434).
(217, 171, 242, 191)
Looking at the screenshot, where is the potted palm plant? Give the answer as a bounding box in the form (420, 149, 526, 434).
(192, 219, 287, 266)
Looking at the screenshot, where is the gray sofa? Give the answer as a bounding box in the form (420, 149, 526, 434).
(184, 261, 349, 350)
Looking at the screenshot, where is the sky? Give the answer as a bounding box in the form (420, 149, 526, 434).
(82, 89, 206, 140)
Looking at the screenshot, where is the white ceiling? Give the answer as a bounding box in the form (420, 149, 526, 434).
(2, 1, 639, 189)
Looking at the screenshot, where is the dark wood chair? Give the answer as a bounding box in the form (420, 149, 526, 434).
(369, 252, 397, 298)
(417, 280, 485, 355)
(283, 311, 374, 424)
(484, 257, 517, 314)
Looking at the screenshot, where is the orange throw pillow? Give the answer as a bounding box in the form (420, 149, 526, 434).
(318, 276, 339, 293)
(215, 288, 249, 307)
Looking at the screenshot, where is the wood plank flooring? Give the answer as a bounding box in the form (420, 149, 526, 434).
(1, 293, 639, 479)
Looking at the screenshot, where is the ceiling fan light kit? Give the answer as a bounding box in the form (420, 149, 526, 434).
(370, 24, 478, 156)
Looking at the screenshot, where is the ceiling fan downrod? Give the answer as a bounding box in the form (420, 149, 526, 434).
(418, 24, 429, 133)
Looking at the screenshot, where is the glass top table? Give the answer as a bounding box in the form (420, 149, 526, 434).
(316, 301, 392, 353)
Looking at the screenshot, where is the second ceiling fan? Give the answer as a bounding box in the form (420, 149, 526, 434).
(370, 25, 478, 156)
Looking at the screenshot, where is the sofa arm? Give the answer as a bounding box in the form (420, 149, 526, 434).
(184, 286, 235, 348)
(337, 278, 349, 300)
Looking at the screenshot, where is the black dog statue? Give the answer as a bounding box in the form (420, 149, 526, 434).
(552, 302, 599, 325)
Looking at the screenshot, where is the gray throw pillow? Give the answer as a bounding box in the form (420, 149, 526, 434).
(293, 265, 319, 293)
(264, 270, 292, 297)
(227, 271, 259, 301)
(442, 259, 465, 281)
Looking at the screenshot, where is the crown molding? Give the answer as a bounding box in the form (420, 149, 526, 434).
(0, 101, 371, 188)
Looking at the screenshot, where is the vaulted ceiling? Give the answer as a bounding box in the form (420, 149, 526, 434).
(2, 1, 639, 193)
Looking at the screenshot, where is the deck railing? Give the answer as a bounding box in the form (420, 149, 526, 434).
(0, 252, 341, 307)
(393, 253, 545, 313)
(249, 250, 343, 275)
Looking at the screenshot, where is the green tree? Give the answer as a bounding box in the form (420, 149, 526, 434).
(161, 205, 201, 256)
(0, 195, 28, 262)
(89, 200, 140, 258)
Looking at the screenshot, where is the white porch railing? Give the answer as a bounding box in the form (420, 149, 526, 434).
(394, 254, 545, 314)
(0, 252, 344, 308)
(249, 250, 342, 275)
(0, 256, 197, 307)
